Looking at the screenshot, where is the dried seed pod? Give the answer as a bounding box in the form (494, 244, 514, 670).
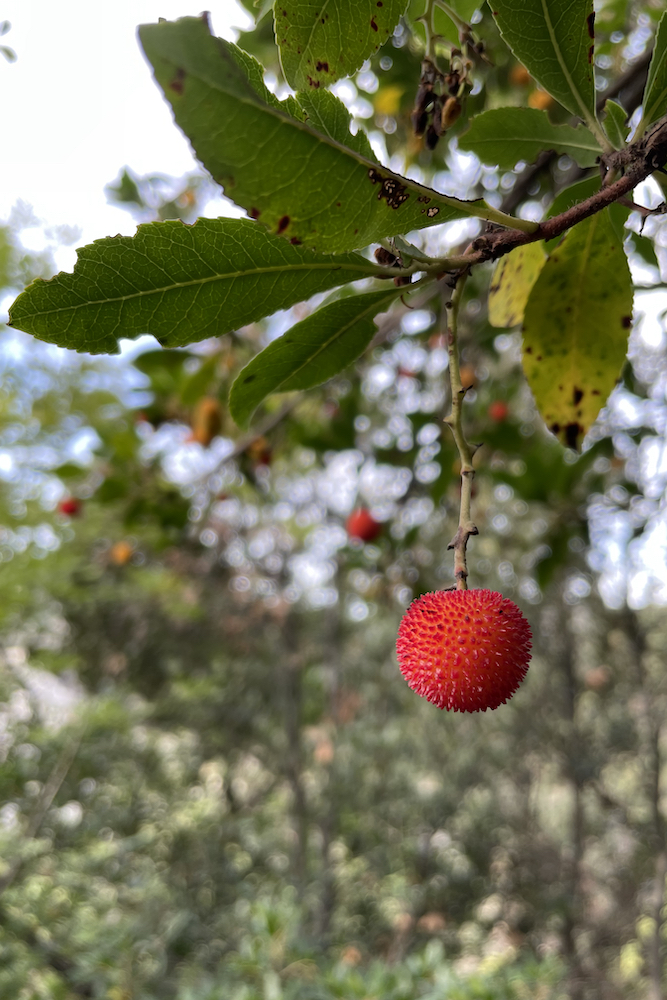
(441, 96, 462, 130)
(414, 82, 434, 111)
(411, 80, 434, 135)
(445, 70, 460, 95)
(425, 124, 439, 150)
(374, 246, 400, 267)
(411, 106, 428, 136)
(393, 275, 412, 287)
(191, 397, 222, 447)
(432, 96, 445, 136)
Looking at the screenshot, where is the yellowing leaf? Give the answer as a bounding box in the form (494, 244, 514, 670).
(488, 242, 547, 328)
(521, 208, 633, 450)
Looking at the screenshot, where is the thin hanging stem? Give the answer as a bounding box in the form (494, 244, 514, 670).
(443, 274, 478, 589)
(420, 0, 443, 70)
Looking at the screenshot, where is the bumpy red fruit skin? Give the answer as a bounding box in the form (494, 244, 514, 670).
(346, 508, 381, 542)
(396, 589, 532, 712)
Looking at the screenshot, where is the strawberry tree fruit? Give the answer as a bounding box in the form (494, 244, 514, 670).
(346, 508, 382, 542)
(58, 497, 82, 517)
(488, 401, 510, 422)
(396, 590, 532, 712)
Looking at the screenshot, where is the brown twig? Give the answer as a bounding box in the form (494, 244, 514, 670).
(432, 113, 667, 272)
(442, 275, 478, 589)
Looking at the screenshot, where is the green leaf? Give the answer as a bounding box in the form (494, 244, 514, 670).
(458, 108, 601, 168)
(179, 354, 220, 406)
(54, 462, 87, 480)
(448, 0, 483, 14)
(637, 12, 667, 135)
(133, 349, 193, 383)
(8, 218, 384, 354)
(522, 208, 633, 450)
(488, 0, 597, 125)
(105, 169, 144, 208)
(297, 89, 377, 160)
(275, 0, 408, 91)
(488, 242, 547, 328)
(602, 99, 628, 149)
(138, 16, 521, 254)
(229, 287, 400, 426)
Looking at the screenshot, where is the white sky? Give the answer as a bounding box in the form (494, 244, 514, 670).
(0, 1, 252, 249)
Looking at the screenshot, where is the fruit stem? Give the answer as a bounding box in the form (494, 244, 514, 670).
(443, 273, 478, 590)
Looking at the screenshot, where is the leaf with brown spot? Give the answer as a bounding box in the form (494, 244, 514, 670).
(276, 0, 408, 90)
(490, 0, 597, 128)
(138, 17, 504, 253)
(488, 242, 547, 329)
(7, 218, 387, 354)
(521, 208, 633, 450)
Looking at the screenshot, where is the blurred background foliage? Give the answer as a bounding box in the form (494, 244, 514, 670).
(2, 0, 667, 997)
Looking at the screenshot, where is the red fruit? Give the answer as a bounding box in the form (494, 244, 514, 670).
(346, 508, 382, 542)
(488, 401, 509, 422)
(58, 497, 81, 517)
(396, 589, 532, 712)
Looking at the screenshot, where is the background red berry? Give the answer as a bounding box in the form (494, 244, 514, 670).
(58, 497, 81, 517)
(396, 589, 532, 712)
(488, 400, 509, 422)
(346, 508, 381, 542)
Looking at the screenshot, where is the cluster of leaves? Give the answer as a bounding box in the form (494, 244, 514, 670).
(7, 0, 667, 451)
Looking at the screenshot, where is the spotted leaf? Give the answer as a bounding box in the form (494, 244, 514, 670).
(7, 219, 386, 354)
(489, 0, 597, 127)
(138, 16, 519, 254)
(489, 242, 547, 329)
(275, 0, 408, 91)
(521, 208, 633, 450)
